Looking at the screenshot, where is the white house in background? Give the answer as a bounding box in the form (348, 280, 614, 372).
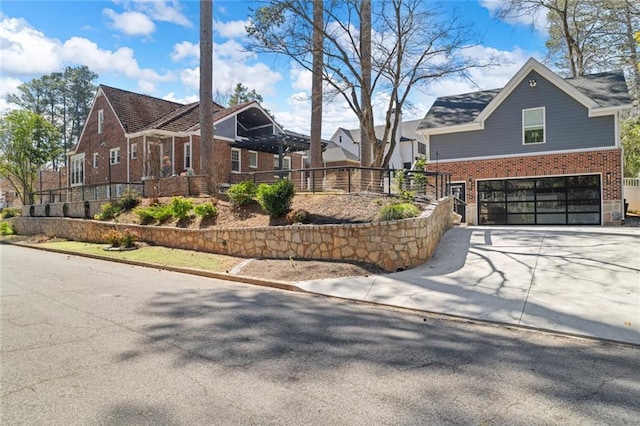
(328, 117, 428, 169)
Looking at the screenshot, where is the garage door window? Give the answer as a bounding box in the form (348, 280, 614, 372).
(478, 175, 601, 225)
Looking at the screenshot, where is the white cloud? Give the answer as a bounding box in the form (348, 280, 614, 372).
(171, 41, 199, 63)
(479, 0, 548, 33)
(179, 66, 199, 91)
(0, 76, 24, 113)
(61, 37, 173, 84)
(133, 0, 192, 27)
(290, 67, 312, 92)
(103, 9, 155, 36)
(163, 92, 198, 104)
(0, 17, 62, 75)
(213, 19, 249, 39)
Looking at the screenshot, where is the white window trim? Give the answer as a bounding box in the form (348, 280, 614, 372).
(110, 147, 120, 165)
(92, 152, 99, 168)
(249, 150, 258, 168)
(231, 148, 241, 173)
(131, 143, 137, 160)
(70, 153, 85, 187)
(98, 109, 104, 134)
(522, 107, 546, 145)
(184, 142, 192, 170)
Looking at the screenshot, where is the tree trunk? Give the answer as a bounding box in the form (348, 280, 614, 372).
(310, 0, 324, 191)
(199, 0, 214, 191)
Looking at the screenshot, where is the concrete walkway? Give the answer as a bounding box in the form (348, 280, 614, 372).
(297, 226, 640, 345)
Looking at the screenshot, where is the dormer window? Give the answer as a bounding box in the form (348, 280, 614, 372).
(523, 107, 545, 144)
(98, 109, 104, 134)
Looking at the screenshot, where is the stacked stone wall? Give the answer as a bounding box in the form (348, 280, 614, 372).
(11, 197, 454, 272)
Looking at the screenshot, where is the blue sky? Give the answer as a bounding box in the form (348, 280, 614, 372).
(0, 0, 549, 137)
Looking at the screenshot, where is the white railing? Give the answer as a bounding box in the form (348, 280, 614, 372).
(623, 178, 640, 187)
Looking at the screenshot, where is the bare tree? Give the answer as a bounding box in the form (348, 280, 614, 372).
(247, 0, 491, 169)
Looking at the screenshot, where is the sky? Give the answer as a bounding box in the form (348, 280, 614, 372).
(0, 0, 550, 138)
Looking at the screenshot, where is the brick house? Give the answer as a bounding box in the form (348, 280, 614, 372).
(416, 58, 632, 226)
(69, 85, 309, 197)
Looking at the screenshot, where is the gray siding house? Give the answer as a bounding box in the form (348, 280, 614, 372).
(417, 58, 632, 226)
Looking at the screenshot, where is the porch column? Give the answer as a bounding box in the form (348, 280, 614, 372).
(126, 137, 130, 183)
(143, 134, 147, 178)
(172, 136, 176, 175)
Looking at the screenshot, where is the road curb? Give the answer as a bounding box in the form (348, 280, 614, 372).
(3, 241, 304, 294)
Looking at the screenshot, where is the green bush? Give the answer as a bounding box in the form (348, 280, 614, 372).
(103, 229, 122, 247)
(378, 203, 420, 221)
(134, 204, 174, 224)
(256, 179, 295, 218)
(169, 197, 193, 220)
(194, 202, 218, 219)
(227, 181, 257, 207)
(119, 189, 141, 211)
(94, 202, 122, 221)
(120, 230, 137, 248)
(0, 207, 21, 219)
(0, 221, 15, 235)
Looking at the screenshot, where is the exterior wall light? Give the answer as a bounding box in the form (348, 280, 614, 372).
(529, 79, 537, 87)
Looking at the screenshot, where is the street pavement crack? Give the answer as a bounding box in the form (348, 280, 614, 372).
(518, 231, 546, 326)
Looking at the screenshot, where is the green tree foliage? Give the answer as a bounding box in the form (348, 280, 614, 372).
(7, 66, 98, 167)
(229, 83, 265, 106)
(622, 116, 640, 177)
(0, 110, 61, 205)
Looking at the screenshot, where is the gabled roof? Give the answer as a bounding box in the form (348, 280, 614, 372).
(341, 118, 424, 144)
(100, 85, 184, 133)
(418, 58, 632, 134)
(322, 140, 359, 163)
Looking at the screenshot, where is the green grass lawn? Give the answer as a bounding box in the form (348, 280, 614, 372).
(35, 241, 241, 273)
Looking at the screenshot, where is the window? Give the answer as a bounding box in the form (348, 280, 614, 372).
(184, 142, 192, 170)
(523, 107, 545, 144)
(231, 148, 241, 172)
(70, 154, 84, 186)
(98, 109, 104, 134)
(417, 142, 427, 155)
(403, 162, 412, 170)
(249, 151, 258, 168)
(274, 155, 291, 178)
(131, 143, 137, 160)
(110, 148, 120, 165)
(92, 153, 99, 168)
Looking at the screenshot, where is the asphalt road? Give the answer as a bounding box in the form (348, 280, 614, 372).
(1, 244, 639, 425)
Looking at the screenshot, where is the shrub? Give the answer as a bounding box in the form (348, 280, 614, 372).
(62, 203, 69, 217)
(0, 221, 15, 235)
(169, 196, 193, 220)
(134, 204, 174, 224)
(120, 230, 137, 248)
(94, 202, 122, 221)
(0, 207, 21, 219)
(256, 179, 295, 218)
(44, 204, 51, 217)
(227, 181, 257, 207)
(286, 209, 310, 224)
(194, 202, 218, 219)
(134, 206, 155, 224)
(102, 229, 137, 248)
(119, 189, 141, 211)
(103, 229, 122, 247)
(378, 203, 420, 221)
(394, 171, 416, 203)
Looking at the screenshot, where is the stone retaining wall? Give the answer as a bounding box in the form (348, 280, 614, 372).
(12, 197, 454, 272)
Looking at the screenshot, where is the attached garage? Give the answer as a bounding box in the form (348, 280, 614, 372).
(478, 174, 601, 225)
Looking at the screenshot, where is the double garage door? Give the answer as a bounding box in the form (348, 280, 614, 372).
(478, 175, 601, 225)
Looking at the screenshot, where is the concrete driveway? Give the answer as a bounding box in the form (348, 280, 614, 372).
(297, 226, 640, 345)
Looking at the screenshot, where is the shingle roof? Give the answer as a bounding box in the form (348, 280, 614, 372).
(345, 118, 424, 143)
(323, 146, 359, 163)
(418, 69, 630, 131)
(100, 85, 184, 133)
(565, 71, 632, 108)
